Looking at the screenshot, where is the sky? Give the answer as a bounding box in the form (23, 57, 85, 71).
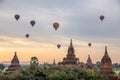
(0, 0, 120, 63)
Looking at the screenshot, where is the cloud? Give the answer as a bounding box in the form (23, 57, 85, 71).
(0, 0, 120, 48)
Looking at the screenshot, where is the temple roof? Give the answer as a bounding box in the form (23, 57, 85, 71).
(100, 46, 118, 80)
(68, 39, 74, 53)
(87, 54, 92, 64)
(105, 46, 108, 55)
(11, 52, 20, 64)
(58, 39, 79, 65)
(70, 39, 73, 47)
(101, 46, 112, 69)
(6, 52, 21, 71)
(101, 46, 111, 63)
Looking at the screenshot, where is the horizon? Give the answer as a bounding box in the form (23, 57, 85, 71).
(0, 42, 119, 64)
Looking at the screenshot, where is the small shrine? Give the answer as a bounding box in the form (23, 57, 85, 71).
(85, 54, 94, 68)
(6, 52, 21, 71)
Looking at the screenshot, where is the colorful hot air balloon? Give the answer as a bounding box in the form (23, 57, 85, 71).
(14, 14, 20, 21)
(30, 20, 35, 27)
(100, 15, 104, 21)
(88, 43, 92, 47)
(57, 44, 61, 49)
(25, 34, 29, 38)
(53, 22, 59, 30)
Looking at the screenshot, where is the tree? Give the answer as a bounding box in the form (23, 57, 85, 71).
(30, 56, 39, 69)
(0, 65, 105, 80)
(96, 61, 101, 69)
(113, 63, 119, 70)
(0, 63, 5, 70)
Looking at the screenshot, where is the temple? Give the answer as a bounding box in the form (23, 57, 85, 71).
(100, 46, 118, 80)
(6, 52, 21, 71)
(58, 39, 79, 65)
(85, 54, 94, 68)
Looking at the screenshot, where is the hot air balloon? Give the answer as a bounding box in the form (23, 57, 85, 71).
(25, 34, 29, 38)
(30, 20, 35, 27)
(14, 14, 20, 21)
(57, 44, 61, 49)
(53, 22, 59, 30)
(100, 15, 104, 21)
(88, 43, 92, 47)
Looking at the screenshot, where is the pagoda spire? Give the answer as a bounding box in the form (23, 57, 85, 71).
(11, 51, 19, 64)
(105, 46, 108, 54)
(6, 51, 21, 71)
(70, 39, 73, 47)
(53, 59, 56, 65)
(88, 54, 90, 60)
(87, 54, 92, 64)
(15, 51, 17, 55)
(69, 39, 73, 49)
(68, 39, 74, 54)
(88, 54, 90, 58)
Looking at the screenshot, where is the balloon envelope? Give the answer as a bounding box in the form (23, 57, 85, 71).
(88, 43, 92, 47)
(14, 14, 20, 21)
(100, 15, 104, 21)
(57, 44, 61, 49)
(30, 20, 35, 27)
(53, 22, 59, 30)
(25, 34, 29, 38)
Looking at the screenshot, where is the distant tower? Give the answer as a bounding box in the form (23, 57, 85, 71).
(6, 52, 21, 71)
(86, 54, 93, 68)
(58, 39, 79, 65)
(53, 59, 56, 65)
(100, 46, 118, 80)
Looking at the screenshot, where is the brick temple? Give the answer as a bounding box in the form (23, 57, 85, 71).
(58, 39, 79, 65)
(100, 46, 118, 80)
(6, 52, 21, 71)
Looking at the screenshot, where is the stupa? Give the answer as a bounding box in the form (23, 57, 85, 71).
(100, 46, 118, 80)
(6, 52, 21, 71)
(58, 39, 79, 65)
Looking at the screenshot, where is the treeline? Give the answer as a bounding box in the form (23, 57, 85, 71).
(0, 57, 109, 80)
(113, 63, 120, 70)
(0, 65, 106, 80)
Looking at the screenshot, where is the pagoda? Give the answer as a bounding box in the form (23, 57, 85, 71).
(6, 52, 21, 71)
(86, 54, 94, 68)
(58, 39, 79, 65)
(100, 46, 118, 80)
(53, 59, 56, 65)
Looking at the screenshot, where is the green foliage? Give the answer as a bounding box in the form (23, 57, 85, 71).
(0, 65, 105, 80)
(113, 63, 120, 70)
(30, 56, 39, 69)
(0, 63, 5, 70)
(96, 61, 101, 69)
(48, 71, 76, 80)
(114, 69, 120, 75)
